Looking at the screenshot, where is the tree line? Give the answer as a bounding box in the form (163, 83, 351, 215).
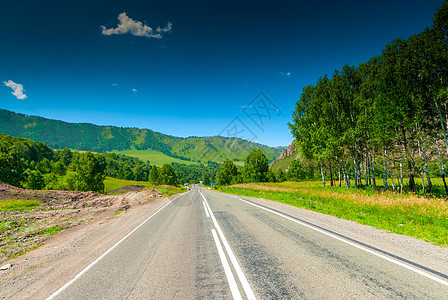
(288, 1, 448, 195)
(1, 131, 287, 191)
(215, 149, 279, 185)
(0, 133, 179, 192)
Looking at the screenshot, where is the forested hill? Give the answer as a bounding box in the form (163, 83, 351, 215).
(0, 109, 283, 164)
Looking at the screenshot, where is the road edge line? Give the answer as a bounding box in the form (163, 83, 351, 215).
(237, 196, 448, 287)
(45, 192, 186, 300)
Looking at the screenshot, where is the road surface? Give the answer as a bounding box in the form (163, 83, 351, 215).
(44, 186, 448, 299)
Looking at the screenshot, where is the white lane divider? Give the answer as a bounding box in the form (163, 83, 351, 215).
(211, 229, 242, 300)
(200, 190, 256, 300)
(202, 201, 210, 218)
(46, 193, 186, 300)
(237, 197, 448, 288)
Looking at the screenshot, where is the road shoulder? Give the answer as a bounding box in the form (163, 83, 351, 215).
(211, 190, 448, 279)
(0, 193, 182, 300)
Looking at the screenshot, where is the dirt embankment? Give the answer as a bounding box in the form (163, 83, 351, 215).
(0, 183, 160, 264)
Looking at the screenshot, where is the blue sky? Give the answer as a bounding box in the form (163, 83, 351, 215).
(1, 0, 444, 147)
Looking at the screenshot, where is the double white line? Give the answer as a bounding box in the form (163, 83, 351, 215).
(199, 190, 256, 300)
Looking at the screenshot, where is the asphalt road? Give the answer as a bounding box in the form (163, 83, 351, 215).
(47, 186, 448, 299)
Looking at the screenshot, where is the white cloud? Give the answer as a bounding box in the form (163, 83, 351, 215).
(279, 72, 292, 78)
(112, 83, 118, 87)
(132, 88, 138, 94)
(101, 12, 172, 39)
(3, 80, 27, 100)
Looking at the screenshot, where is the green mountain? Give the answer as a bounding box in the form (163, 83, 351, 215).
(0, 109, 283, 165)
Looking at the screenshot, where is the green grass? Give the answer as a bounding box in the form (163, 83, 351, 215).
(104, 177, 155, 192)
(109, 149, 196, 167)
(220, 181, 448, 247)
(0, 199, 42, 211)
(0, 218, 27, 234)
(104, 177, 184, 197)
(8, 242, 44, 259)
(157, 185, 185, 197)
(28, 226, 64, 237)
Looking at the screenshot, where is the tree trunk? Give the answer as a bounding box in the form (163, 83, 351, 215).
(434, 98, 448, 157)
(418, 139, 432, 194)
(364, 156, 368, 186)
(382, 152, 388, 191)
(371, 155, 376, 191)
(435, 133, 448, 196)
(389, 165, 395, 192)
(420, 165, 426, 194)
(329, 161, 333, 187)
(367, 154, 371, 186)
(401, 125, 416, 193)
(320, 161, 325, 187)
(357, 160, 363, 188)
(342, 162, 347, 187)
(344, 161, 351, 188)
(338, 165, 342, 187)
(399, 153, 404, 194)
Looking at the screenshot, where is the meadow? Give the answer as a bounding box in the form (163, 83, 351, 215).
(109, 149, 196, 167)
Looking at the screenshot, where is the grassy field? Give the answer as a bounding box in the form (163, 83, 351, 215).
(0, 199, 42, 211)
(104, 177, 155, 192)
(220, 181, 448, 247)
(109, 149, 196, 167)
(104, 177, 184, 197)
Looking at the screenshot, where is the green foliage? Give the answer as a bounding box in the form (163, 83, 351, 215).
(217, 159, 238, 186)
(158, 164, 178, 186)
(243, 149, 269, 183)
(52, 161, 66, 176)
(171, 162, 219, 185)
(0, 133, 158, 192)
(76, 152, 106, 192)
(43, 173, 58, 190)
(287, 2, 448, 194)
(202, 173, 211, 185)
(0, 151, 24, 186)
(149, 165, 159, 185)
(23, 169, 44, 190)
(287, 159, 306, 181)
(132, 164, 146, 181)
(36, 158, 51, 174)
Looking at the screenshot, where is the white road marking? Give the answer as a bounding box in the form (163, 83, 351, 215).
(237, 197, 448, 287)
(211, 229, 242, 300)
(202, 201, 210, 218)
(45, 193, 186, 300)
(200, 190, 257, 300)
